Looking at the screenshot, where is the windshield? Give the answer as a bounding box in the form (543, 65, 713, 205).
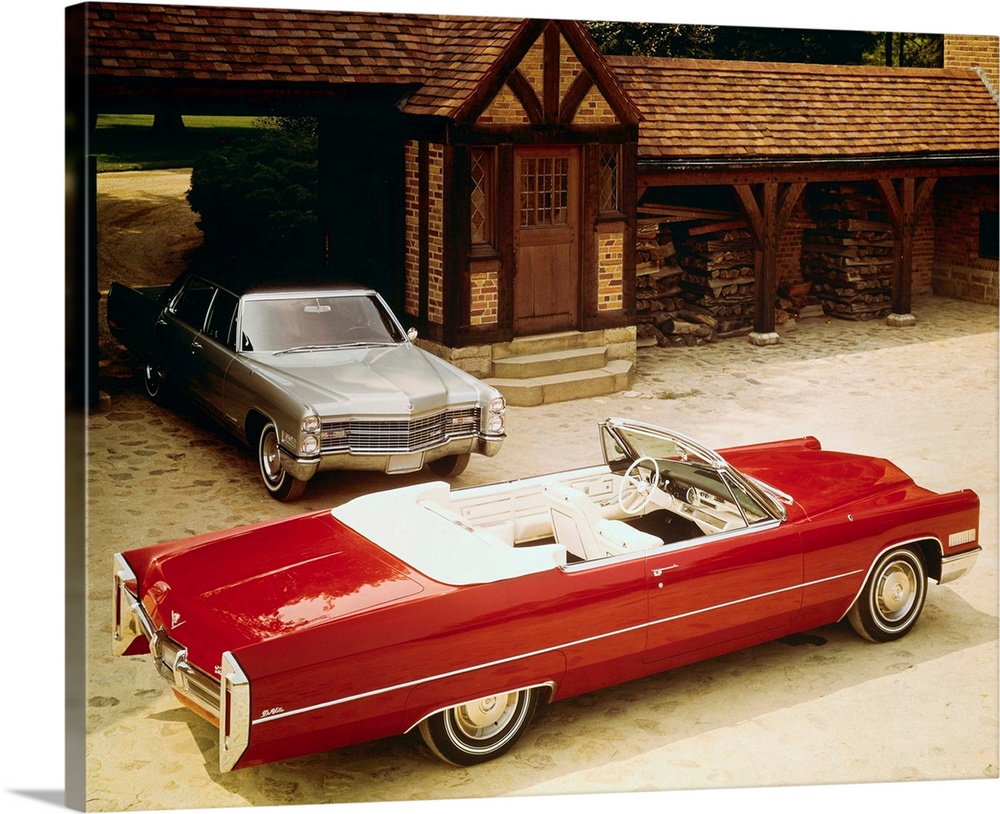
(240, 294, 406, 353)
(600, 419, 784, 524)
(601, 422, 720, 468)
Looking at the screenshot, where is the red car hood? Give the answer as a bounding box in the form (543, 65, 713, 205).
(122, 511, 426, 673)
(725, 445, 916, 518)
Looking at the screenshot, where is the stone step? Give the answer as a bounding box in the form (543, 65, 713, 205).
(491, 330, 604, 360)
(487, 360, 634, 407)
(492, 346, 608, 379)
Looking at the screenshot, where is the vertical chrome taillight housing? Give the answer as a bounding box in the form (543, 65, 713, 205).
(219, 651, 250, 772)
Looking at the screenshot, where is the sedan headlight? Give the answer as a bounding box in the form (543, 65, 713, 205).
(488, 396, 506, 415)
(488, 414, 505, 433)
(300, 434, 320, 456)
(301, 414, 321, 434)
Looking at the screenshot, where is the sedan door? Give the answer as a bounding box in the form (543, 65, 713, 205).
(154, 276, 216, 393)
(186, 287, 239, 422)
(643, 472, 803, 664)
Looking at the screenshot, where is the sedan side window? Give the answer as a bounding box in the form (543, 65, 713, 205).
(172, 278, 216, 331)
(205, 290, 239, 350)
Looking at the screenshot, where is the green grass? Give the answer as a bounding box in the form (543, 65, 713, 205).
(90, 114, 272, 172)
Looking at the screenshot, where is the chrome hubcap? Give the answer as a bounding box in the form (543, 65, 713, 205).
(454, 693, 515, 738)
(876, 562, 916, 622)
(261, 434, 281, 482)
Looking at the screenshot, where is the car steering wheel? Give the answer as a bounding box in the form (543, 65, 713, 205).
(618, 456, 661, 515)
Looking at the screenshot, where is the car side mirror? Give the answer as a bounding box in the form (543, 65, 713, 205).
(407, 327, 418, 342)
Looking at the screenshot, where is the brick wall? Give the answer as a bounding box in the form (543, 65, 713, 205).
(597, 226, 624, 310)
(777, 198, 809, 286)
(944, 34, 999, 97)
(479, 83, 531, 125)
(403, 140, 448, 323)
(403, 140, 420, 318)
(559, 35, 583, 100)
(913, 206, 935, 294)
(469, 264, 500, 325)
(574, 86, 620, 125)
(427, 144, 445, 325)
(932, 176, 999, 306)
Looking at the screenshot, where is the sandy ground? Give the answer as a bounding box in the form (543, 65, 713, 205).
(78, 171, 997, 812)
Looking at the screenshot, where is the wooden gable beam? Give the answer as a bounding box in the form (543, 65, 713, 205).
(876, 176, 937, 322)
(505, 69, 545, 125)
(735, 182, 806, 343)
(559, 71, 594, 124)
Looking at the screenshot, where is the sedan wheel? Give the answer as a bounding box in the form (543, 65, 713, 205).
(257, 422, 306, 502)
(847, 547, 927, 642)
(417, 687, 539, 766)
(427, 453, 471, 478)
(143, 363, 165, 402)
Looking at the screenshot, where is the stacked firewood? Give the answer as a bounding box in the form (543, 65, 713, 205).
(634, 209, 757, 346)
(802, 184, 895, 320)
(635, 217, 686, 343)
(673, 219, 756, 338)
(778, 281, 825, 320)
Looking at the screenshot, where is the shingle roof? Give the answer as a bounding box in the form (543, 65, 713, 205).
(84, 4, 999, 163)
(607, 56, 1000, 164)
(84, 3, 527, 117)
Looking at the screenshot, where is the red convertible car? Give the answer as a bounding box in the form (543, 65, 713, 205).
(113, 419, 981, 772)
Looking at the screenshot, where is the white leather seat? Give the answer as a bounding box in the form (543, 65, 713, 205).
(543, 482, 663, 560)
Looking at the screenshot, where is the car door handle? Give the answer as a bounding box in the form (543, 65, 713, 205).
(651, 565, 678, 577)
(191, 340, 202, 353)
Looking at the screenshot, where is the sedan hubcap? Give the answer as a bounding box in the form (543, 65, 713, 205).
(261, 434, 281, 481)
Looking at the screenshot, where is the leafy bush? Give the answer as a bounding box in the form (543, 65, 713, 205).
(187, 130, 322, 269)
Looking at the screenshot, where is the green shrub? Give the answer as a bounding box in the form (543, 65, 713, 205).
(187, 130, 322, 269)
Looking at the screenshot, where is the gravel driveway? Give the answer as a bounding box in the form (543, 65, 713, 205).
(79, 170, 998, 813)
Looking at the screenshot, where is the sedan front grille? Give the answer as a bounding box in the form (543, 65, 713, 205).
(320, 408, 481, 454)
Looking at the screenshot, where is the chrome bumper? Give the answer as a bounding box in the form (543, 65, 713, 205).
(939, 546, 981, 584)
(112, 554, 250, 772)
(279, 433, 504, 479)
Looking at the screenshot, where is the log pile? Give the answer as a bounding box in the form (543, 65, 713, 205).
(675, 219, 756, 338)
(634, 208, 756, 346)
(802, 184, 895, 320)
(635, 216, 689, 345)
(778, 281, 825, 320)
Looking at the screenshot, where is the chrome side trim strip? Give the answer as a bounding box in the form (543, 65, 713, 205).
(255, 567, 864, 727)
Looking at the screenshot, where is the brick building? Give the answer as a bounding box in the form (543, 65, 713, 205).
(74, 3, 998, 400)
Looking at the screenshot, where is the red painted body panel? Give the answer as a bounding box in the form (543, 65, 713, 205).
(115, 428, 982, 770)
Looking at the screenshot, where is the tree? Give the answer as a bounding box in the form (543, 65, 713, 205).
(869, 33, 944, 67)
(708, 26, 876, 64)
(585, 20, 942, 67)
(585, 21, 716, 57)
(187, 130, 323, 270)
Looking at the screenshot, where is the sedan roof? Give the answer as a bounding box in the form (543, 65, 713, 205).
(185, 265, 375, 299)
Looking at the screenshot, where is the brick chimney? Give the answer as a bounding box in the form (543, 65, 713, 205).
(944, 34, 999, 101)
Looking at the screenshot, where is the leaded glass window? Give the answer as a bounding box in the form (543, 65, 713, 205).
(520, 156, 569, 228)
(470, 148, 494, 246)
(599, 144, 620, 213)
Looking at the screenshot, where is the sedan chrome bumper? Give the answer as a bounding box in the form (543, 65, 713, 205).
(280, 433, 504, 479)
(112, 554, 250, 772)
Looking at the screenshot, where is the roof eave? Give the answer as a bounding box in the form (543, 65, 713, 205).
(638, 151, 1000, 173)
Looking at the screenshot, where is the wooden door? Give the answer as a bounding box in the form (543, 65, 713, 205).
(513, 147, 580, 334)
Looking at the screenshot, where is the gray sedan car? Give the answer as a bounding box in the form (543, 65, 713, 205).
(107, 269, 506, 500)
